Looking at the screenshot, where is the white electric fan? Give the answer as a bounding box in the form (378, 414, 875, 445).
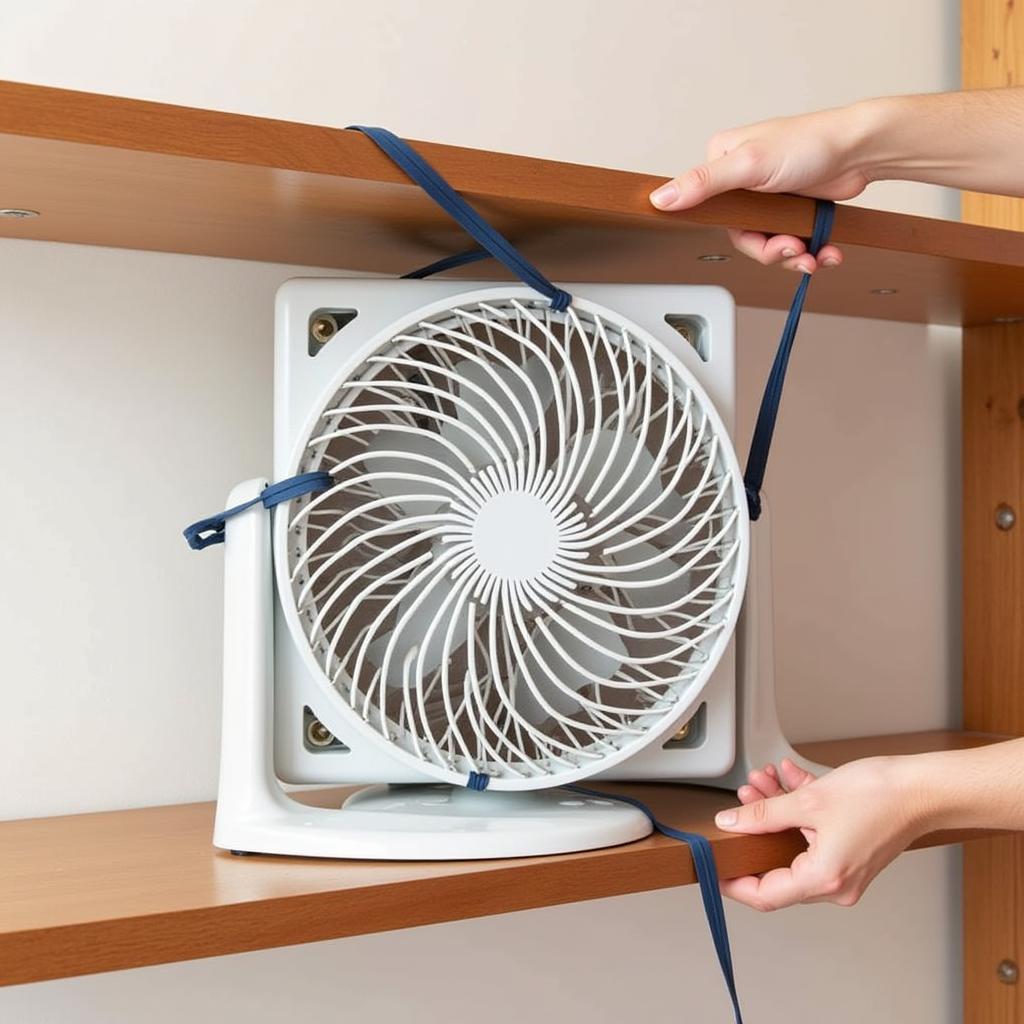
(206, 276, 818, 860)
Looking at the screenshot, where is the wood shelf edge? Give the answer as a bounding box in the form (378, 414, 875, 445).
(4, 80, 1023, 267)
(0, 728, 1009, 987)
(4, 80, 1024, 328)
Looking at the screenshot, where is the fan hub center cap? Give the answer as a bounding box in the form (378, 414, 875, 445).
(472, 491, 559, 581)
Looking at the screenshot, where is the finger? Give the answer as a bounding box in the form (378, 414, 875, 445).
(714, 789, 805, 835)
(738, 784, 768, 804)
(650, 150, 763, 210)
(779, 758, 817, 791)
(817, 243, 843, 268)
(781, 253, 818, 274)
(747, 767, 784, 799)
(727, 229, 808, 266)
(720, 854, 817, 911)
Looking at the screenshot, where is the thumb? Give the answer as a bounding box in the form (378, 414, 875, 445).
(649, 149, 761, 211)
(715, 789, 805, 835)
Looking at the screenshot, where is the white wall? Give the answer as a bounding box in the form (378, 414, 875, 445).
(0, 1, 962, 1021)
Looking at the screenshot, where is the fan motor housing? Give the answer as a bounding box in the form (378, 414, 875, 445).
(271, 279, 747, 790)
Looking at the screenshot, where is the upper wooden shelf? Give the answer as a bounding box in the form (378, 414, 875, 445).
(2, 81, 1024, 327)
(0, 729, 1006, 987)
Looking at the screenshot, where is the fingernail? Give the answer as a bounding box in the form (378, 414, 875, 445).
(781, 248, 797, 258)
(822, 256, 840, 268)
(799, 260, 815, 275)
(716, 810, 738, 828)
(650, 182, 680, 208)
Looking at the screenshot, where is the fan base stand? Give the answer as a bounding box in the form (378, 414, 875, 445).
(216, 785, 652, 861)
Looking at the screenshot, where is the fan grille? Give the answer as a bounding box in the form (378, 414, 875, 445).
(284, 296, 745, 785)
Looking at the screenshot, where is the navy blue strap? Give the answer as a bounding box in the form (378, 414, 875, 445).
(743, 199, 836, 521)
(466, 771, 491, 791)
(566, 783, 743, 1024)
(350, 126, 572, 312)
(183, 471, 333, 550)
(403, 247, 491, 280)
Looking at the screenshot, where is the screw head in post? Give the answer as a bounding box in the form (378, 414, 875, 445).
(995, 504, 1017, 531)
(997, 959, 1019, 985)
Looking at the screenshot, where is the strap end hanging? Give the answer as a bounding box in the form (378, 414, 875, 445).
(183, 514, 230, 551)
(743, 198, 836, 522)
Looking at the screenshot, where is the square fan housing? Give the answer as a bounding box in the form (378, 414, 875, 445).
(272, 279, 739, 785)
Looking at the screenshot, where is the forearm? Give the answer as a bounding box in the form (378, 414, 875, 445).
(854, 89, 1024, 196)
(898, 738, 1024, 834)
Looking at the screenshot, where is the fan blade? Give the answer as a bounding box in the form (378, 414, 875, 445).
(512, 609, 627, 726)
(440, 357, 555, 470)
(608, 539, 690, 611)
(575, 428, 683, 523)
(367, 570, 473, 688)
(363, 426, 464, 516)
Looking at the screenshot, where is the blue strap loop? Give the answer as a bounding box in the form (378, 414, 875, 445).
(743, 199, 835, 521)
(466, 771, 491, 791)
(183, 471, 333, 550)
(350, 126, 572, 312)
(566, 784, 743, 1024)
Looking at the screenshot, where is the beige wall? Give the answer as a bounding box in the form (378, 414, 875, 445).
(0, 1, 963, 1020)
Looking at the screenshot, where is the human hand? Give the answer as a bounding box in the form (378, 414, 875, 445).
(714, 756, 932, 911)
(648, 105, 877, 272)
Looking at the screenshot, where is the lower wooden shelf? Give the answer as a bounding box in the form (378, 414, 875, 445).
(0, 729, 1008, 986)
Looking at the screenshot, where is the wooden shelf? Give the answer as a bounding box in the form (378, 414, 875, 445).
(2, 80, 1024, 327)
(0, 729, 1006, 987)
(0, 81, 1016, 990)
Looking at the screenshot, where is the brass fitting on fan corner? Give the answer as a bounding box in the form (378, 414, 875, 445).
(306, 717, 335, 748)
(310, 314, 339, 346)
(672, 719, 693, 743)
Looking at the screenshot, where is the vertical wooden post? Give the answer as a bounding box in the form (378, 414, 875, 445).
(962, 324, 1024, 1021)
(962, 4, 1024, 1020)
